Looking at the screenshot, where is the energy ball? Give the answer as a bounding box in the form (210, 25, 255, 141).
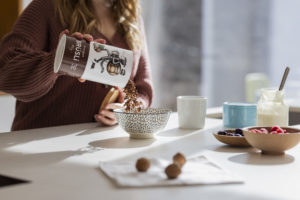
(136, 157, 150, 172)
(165, 163, 181, 179)
(173, 152, 186, 167)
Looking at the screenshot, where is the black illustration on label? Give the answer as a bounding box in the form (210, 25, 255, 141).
(91, 43, 127, 76)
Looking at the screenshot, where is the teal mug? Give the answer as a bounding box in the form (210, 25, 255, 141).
(223, 102, 257, 128)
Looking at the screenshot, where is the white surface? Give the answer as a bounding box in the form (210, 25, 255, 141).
(100, 155, 243, 187)
(0, 114, 300, 199)
(0, 95, 15, 132)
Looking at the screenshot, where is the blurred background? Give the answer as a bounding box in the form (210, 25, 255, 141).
(141, 0, 300, 108)
(1, 0, 300, 132)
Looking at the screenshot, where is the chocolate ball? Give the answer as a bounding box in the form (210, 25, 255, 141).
(165, 163, 181, 179)
(173, 152, 186, 167)
(136, 157, 150, 172)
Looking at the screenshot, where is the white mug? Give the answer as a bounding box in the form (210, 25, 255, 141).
(177, 96, 207, 129)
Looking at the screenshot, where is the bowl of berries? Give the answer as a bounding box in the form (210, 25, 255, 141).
(213, 129, 251, 147)
(243, 126, 300, 154)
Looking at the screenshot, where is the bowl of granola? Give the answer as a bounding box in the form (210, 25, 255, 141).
(114, 108, 171, 139)
(115, 80, 171, 138)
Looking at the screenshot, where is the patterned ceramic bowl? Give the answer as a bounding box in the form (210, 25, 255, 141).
(114, 108, 172, 139)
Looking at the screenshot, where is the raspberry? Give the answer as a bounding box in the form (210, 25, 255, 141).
(276, 128, 284, 133)
(255, 129, 262, 133)
(271, 126, 280, 132)
(270, 131, 278, 134)
(250, 129, 264, 133)
(260, 128, 268, 134)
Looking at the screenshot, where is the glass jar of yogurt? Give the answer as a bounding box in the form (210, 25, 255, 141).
(257, 88, 289, 126)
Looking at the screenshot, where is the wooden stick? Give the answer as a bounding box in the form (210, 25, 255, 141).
(279, 67, 290, 91)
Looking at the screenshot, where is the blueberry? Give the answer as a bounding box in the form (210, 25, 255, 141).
(227, 133, 235, 136)
(235, 128, 243, 135)
(218, 131, 227, 135)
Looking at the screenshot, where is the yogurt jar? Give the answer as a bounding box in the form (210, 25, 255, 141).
(257, 88, 289, 126)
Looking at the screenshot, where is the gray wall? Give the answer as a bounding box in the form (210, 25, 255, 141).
(202, 0, 272, 107)
(142, 0, 202, 110)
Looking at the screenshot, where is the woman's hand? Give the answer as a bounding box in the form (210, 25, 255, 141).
(116, 87, 126, 103)
(94, 103, 123, 126)
(58, 29, 106, 83)
(95, 87, 126, 126)
(59, 29, 69, 39)
(59, 29, 94, 42)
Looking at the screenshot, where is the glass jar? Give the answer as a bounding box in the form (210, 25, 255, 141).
(257, 88, 289, 126)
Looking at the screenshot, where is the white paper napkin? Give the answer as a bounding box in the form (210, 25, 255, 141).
(99, 155, 244, 187)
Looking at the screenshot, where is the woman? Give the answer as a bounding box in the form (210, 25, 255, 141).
(0, 0, 153, 130)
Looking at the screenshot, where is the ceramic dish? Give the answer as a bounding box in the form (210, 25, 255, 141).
(243, 126, 300, 154)
(213, 130, 251, 147)
(114, 108, 171, 139)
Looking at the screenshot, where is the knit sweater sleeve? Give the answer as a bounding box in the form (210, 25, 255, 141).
(0, 0, 59, 102)
(135, 18, 154, 107)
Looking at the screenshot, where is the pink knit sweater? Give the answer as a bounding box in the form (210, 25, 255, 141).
(0, 0, 153, 130)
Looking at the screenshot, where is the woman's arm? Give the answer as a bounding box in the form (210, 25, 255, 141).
(0, 0, 59, 102)
(0, 35, 59, 102)
(134, 17, 154, 107)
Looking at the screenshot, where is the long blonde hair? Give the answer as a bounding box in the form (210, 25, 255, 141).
(54, 0, 141, 50)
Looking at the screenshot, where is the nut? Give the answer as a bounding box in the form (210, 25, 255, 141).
(165, 163, 181, 179)
(136, 157, 150, 172)
(173, 152, 186, 168)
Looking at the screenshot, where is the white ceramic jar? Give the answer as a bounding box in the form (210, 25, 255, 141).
(257, 88, 289, 126)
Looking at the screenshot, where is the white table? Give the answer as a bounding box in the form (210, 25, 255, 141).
(0, 114, 300, 200)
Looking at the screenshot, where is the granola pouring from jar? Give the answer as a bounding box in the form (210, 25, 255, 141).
(123, 80, 142, 113)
